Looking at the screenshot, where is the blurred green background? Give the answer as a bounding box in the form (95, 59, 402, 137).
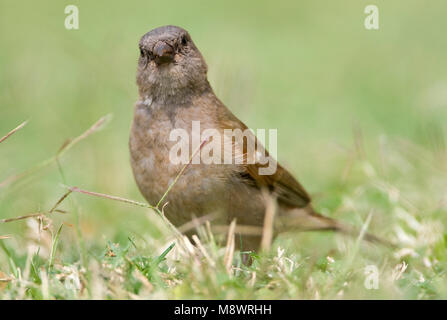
(1, 0, 447, 298)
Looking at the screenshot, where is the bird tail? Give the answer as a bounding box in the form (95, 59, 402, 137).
(276, 206, 396, 248)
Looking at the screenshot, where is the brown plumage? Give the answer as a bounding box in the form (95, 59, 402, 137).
(129, 25, 390, 254)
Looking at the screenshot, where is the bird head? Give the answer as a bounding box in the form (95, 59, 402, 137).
(136, 25, 209, 101)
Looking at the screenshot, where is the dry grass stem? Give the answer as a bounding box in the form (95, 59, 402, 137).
(0, 213, 44, 224)
(0, 190, 72, 224)
(211, 224, 263, 236)
(0, 120, 28, 145)
(156, 137, 210, 208)
(192, 235, 215, 267)
(260, 191, 277, 251)
(68, 186, 154, 209)
(223, 219, 236, 273)
(177, 213, 219, 234)
(0, 115, 111, 189)
(56, 114, 112, 156)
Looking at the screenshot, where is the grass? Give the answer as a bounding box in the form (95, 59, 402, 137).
(1, 111, 446, 300)
(1, 0, 447, 299)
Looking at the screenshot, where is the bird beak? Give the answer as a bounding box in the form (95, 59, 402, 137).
(153, 41, 174, 65)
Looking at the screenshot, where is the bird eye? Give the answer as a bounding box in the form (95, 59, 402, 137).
(181, 35, 188, 46)
(140, 48, 145, 56)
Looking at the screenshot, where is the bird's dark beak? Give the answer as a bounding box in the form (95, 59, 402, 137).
(153, 41, 174, 65)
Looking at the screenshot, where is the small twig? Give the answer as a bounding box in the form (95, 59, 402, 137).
(0, 235, 11, 240)
(0, 120, 28, 144)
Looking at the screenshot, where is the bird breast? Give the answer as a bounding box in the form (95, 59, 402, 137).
(129, 100, 235, 225)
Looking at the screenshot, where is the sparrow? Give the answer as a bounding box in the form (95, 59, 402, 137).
(129, 25, 389, 254)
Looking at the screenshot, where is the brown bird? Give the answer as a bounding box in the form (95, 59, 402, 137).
(130, 25, 388, 255)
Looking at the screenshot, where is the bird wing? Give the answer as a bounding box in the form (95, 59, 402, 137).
(217, 104, 311, 208)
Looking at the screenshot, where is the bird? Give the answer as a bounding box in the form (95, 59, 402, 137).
(129, 25, 390, 256)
